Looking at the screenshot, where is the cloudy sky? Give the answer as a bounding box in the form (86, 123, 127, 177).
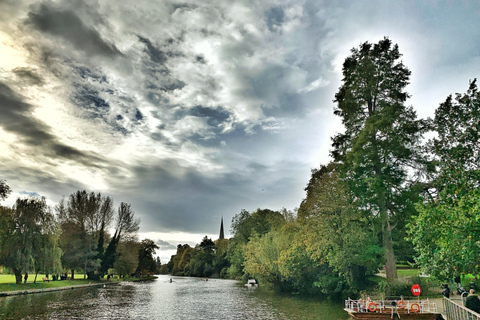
(1, 0, 479, 262)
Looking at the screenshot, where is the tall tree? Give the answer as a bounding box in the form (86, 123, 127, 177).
(0, 197, 54, 283)
(102, 202, 140, 274)
(136, 239, 159, 276)
(0, 180, 11, 201)
(59, 190, 113, 279)
(408, 79, 480, 279)
(331, 38, 428, 282)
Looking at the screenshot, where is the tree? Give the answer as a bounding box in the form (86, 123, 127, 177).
(0, 180, 11, 201)
(213, 238, 229, 277)
(136, 239, 159, 276)
(0, 197, 55, 283)
(228, 208, 285, 278)
(114, 239, 140, 277)
(331, 38, 428, 282)
(408, 79, 480, 279)
(102, 202, 140, 274)
(59, 191, 114, 280)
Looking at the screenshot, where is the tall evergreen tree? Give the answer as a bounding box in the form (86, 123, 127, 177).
(331, 38, 428, 282)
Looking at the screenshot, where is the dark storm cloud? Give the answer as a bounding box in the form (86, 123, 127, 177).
(0, 82, 107, 167)
(26, 3, 122, 58)
(12, 67, 44, 86)
(112, 156, 305, 235)
(116, 163, 252, 234)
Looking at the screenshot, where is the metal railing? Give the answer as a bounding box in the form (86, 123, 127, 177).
(444, 297, 480, 320)
(345, 297, 437, 314)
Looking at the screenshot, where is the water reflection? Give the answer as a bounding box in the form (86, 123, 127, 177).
(0, 275, 348, 319)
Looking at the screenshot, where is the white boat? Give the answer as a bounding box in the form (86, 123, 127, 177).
(245, 279, 258, 288)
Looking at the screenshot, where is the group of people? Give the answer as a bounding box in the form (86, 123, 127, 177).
(442, 280, 480, 314)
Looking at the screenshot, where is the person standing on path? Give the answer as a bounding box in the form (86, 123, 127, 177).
(24, 272, 28, 284)
(442, 284, 451, 298)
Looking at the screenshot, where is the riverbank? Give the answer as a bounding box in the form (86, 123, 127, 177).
(0, 275, 158, 297)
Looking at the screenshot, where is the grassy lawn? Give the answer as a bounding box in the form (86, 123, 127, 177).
(397, 269, 421, 277)
(0, 274, 156, 292)
(0, 273, 103, 292)
(0, 274, 89, 284)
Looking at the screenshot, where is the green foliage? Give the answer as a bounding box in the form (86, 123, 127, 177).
(408, 80, 480, 280)
(239, 165, 382, 298)
(331, 38, 429, 282)
(136, 239, 159, 276)
(0, 197, 60, 284)
(114, 240, 140, 276)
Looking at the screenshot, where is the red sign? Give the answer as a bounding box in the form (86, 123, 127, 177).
(411, 284, 421, 297)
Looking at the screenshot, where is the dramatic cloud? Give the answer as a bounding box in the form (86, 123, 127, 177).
(1, 0, 479, 262)
(26, 3, 122, 58)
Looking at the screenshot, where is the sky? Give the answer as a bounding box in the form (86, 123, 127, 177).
(0, 0, 479, 263)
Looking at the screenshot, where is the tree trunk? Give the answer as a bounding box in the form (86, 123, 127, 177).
(13, 268, 22, 284)
(372, 135, 398, 283)
(71, 268, 74, 280)
(383, 221, 398, 282)
(34, 272, 38, 284)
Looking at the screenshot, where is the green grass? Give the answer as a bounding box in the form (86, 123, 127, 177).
(397, 269, 421, 277)
(0, 274, 157, 292)
(0, 273, 103, 292)
(0, 274, 87, 284)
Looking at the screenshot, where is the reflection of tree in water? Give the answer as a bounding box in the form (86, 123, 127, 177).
(1, 290, 65, 319)
(0, 285, 138, 319)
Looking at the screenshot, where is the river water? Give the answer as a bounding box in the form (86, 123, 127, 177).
(0, 275, 348, 319)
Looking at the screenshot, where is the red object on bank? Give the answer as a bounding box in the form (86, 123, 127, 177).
(411, 284, 421, 297)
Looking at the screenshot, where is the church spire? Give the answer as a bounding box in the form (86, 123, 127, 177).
(219, 216, 225, 240)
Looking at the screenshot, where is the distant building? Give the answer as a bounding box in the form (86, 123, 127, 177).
(219, 216, 225, 240)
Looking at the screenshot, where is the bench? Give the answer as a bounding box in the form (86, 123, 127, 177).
(42, 277, 49, 282)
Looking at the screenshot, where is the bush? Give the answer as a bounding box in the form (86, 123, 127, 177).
(376, 277, 438, 298)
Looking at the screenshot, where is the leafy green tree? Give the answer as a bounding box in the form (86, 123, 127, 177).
(408, 79, 480, 279)
(0, 206, 16, 279)
(0, 197, 54, 283)
(214, 238, 229, 277)
(59, 191, 102, 279)
(102, 202, 140, 274)
(31, 208, 62, 283)
(114, 239, 140, 277)
(136, 239, 159, 276)
(171, 244, 193, 275)
(243, 227, 289, 288)
(331, 38, 428, 282)
(228, 208, 285, 278)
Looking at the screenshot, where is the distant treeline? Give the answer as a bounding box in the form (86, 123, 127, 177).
(165, 37, 480, 299)
(0, 188, 160, 284)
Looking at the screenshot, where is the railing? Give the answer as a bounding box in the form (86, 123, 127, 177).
(345, 297, 437, 314)
(443, 297, 480, 320)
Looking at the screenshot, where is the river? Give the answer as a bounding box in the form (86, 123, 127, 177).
(0, 275, 348, 319)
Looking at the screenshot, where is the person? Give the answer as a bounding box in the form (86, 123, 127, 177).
(24, 272, 28, 284)
(442, 284, 451, 298)
(465, 289, 480, 313)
